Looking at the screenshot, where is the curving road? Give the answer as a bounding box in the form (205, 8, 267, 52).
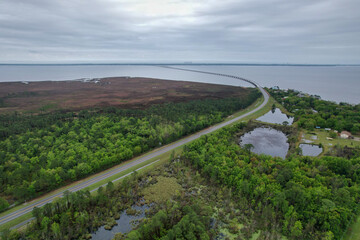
(0, 67, 269, 228)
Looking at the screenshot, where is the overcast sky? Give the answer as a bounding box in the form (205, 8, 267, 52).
(0, 0, 359, 64)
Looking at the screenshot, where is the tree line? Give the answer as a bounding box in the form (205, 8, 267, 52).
(0, 90, 260, 204)
(267, 88, 360, 133)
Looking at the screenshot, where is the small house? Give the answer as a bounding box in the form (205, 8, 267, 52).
(340, 131, 352, 139)
(297, 93, 306, 98)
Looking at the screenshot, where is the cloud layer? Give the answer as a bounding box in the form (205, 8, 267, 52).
(0, 0, 359, 63)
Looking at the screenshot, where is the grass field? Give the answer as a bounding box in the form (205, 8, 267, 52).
(301, 129, 360, 155)
(142, 176, 182, 203)
(0, 77, 253, 113)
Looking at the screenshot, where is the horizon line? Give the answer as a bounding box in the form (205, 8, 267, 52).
(0, 62, 359, 66)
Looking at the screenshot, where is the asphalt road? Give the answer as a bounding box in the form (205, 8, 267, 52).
(0, 68, 269, 228)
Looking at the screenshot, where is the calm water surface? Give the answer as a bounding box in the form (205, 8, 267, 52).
(0, 65, 359, 104)
(256, 108, 294, 125)
(299, 144, 323, 157)
(91, 204, 148, 240)
(0, 65, 254, 87)
(185, 65, 360, 104)
(239, 127, 289, 159)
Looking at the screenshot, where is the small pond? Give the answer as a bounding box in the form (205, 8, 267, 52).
(91, 204, 149, 240)
(239, 127, 289, 159)
(256, 108, 294, 125)
(299, 144, 323, 157)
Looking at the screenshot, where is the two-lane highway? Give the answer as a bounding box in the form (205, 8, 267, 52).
(0, 68, 269, 228)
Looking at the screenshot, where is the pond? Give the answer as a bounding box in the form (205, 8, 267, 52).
(299, 144, 323, 157)
(91, 204, 149, 240)
(256, 108, 294, 125)
(239, 127, 289, 159)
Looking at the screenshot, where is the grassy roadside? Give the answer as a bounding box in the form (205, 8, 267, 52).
(228, 95, 265, 119)
(0, 125, 204, 219)
(0, 147, 185, 232)
(0, 144, 171, 219)
(0, 93, 268, 231)
(343, 216, 360, 240)
(87, 146, 184, 194)
(230, 95, 274, 124)
(0, 138, 195, 232)
(0, 213, 32, 233)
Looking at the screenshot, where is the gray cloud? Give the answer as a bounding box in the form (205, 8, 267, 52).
(0, 0, 359, 63)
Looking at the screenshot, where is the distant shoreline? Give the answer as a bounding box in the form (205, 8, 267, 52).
(0, 63, 359, 67)
(0, 64, 358, 104)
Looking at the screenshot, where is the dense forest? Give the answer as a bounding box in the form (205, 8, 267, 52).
(2, 175, 142, 239)
(0, 89, 260, 204)
(182, 123, 360, 239)
(2, 122, 359, 239)
(2, 159, 216, 240)
(267, 88, 360, 133)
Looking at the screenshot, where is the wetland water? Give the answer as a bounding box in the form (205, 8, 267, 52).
(91, 204, 149, 240)
(256, 108, 294, 125)
(239, 127, 289, 159)
(299, 144, 323, 157)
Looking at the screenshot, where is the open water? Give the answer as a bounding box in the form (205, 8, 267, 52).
(239, 127, 289, 159)
(299, 144, 323, 157)
(256, 108, 294, 125)
(91, 204, 149, 240)
(0, 64, 359, 104)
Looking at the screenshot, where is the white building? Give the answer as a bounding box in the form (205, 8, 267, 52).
(340, 131, 352, 139)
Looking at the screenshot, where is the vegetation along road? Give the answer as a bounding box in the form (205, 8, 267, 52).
(0, 67, 269, 228)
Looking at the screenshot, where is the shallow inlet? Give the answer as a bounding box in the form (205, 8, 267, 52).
(299, 144, 323, 157)
(256, 108, 294, 125)
(91, 204, 149, 240)
(239, 127, 289, 159)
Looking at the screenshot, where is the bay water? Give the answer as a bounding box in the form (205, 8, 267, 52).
(0, 64, 359, 104)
